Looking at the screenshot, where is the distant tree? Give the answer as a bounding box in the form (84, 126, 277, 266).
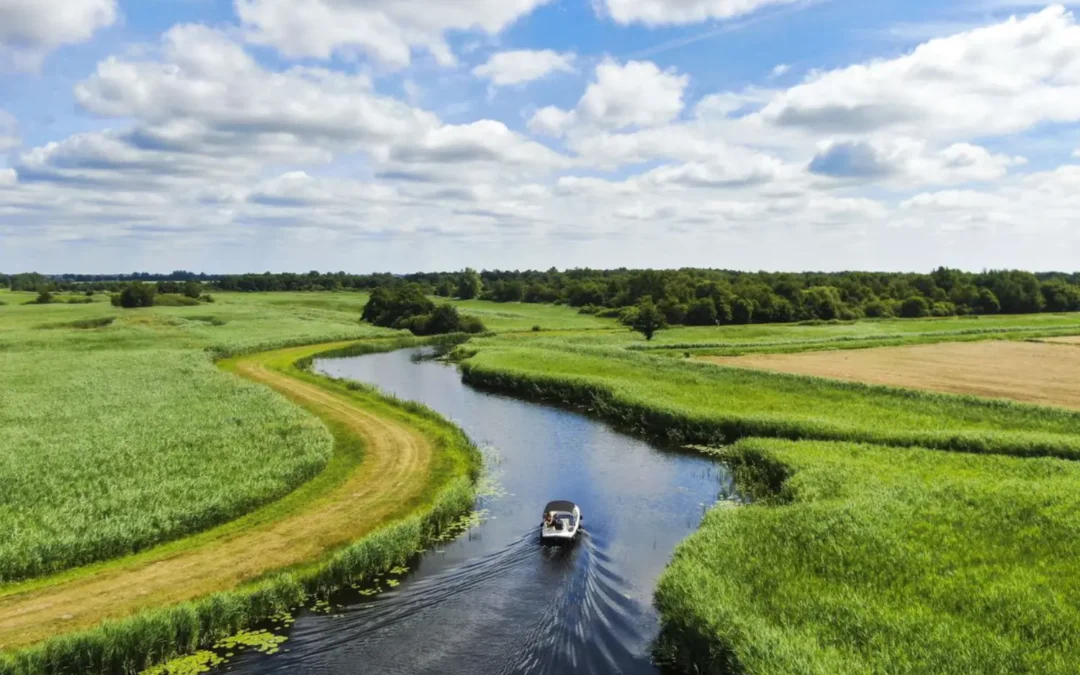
(362, 286, 484, 335)
(863, 299, 892, 318)
(685, 298, 718, 326)
(182, 281, 202, 299)
(115, 283, 157, 308)
(732, 298, 755, 325)
(31, 289, 54, 305)
(456, 268, 483, 300)
(434, 280, 456, 297)
(801, 286, 843, 321)
(900, 296, 931, 318)
(626, 297, 667, 341)
(1041, 280, 1080, 312)
(974, 288, 1001, 315)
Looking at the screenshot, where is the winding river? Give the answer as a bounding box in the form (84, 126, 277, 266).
(221, 348, 733, 675)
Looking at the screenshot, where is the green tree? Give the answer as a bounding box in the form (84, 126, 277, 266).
(1041, 280, 1080, 312)
(732, 298, 755, 324)
(900, 296, 930, 318)
(182, 281, 202, 299)
(685, 299, 718, 326)
(974, 288, 1001, 315)
(112, 283, 156, 308)
(32, 289, 54, 305)
(626, 297, 666, 341)
(434, 280, 456, 297)
(456, 268, 483, 300)
(801, 287, 843, 321)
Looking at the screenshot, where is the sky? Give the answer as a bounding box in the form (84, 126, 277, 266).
(1, 0, 1080, 274)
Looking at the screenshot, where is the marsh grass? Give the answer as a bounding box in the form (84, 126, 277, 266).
(655, 438, 1080, 674)
(0, 345, 481, 675)
(459, 340, 1080, 458)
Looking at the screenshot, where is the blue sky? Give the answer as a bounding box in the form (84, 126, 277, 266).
(2, 0, 1079, 273)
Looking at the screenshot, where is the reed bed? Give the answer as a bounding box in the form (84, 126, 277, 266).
(655, 438, 1080, 674)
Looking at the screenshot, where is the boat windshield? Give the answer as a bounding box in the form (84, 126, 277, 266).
(545, 511, 577, 529)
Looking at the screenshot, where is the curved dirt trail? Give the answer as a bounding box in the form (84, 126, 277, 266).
(0, 345, 433, 651)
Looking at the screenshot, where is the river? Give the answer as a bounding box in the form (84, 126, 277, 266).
(220, 348, 733, 675)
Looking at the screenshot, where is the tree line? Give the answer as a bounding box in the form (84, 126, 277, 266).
(5, 267, 1080, 326)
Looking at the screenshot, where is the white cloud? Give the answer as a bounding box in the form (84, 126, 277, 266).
(472, 50, 575, 86)
(0, 0, 117, 70)
(529, 58, 689, 135)
(236, 0, 551, 68)
(74, 25, 435, 154)
(770, 63, 790, 77)
(0, 109, 17, 151)
(757, 6, 1080, 139)
(600, 0, 799, 25)
(808, 138, 1022, 185)
(527, 106, 576, 136)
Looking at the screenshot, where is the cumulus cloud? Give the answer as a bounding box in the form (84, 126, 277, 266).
(600, 0, 799, 25)
(757, 6, 1080, 139)
(236, 0, 551, 67)
(0, 0, 117, 70)
(74, 25, 436, 155)
(529, 58, 688, 135)
(808, 138, 1022, 185)
(472, 50, 575, 86)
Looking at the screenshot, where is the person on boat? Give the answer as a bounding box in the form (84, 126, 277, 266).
(543, 512, 554, 528)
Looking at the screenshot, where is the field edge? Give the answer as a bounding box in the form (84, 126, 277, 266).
(0, 338, 482, 675)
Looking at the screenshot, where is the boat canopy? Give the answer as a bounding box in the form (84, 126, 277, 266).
(544, 500, 577, 513)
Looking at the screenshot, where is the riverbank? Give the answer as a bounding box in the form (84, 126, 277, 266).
(0, 340, 480, 674)
(452, 337, 1080, 674)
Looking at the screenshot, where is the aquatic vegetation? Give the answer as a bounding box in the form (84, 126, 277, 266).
(139, 651, 223, 675)
(215, 629, 287, 655)
(655, 438, 1080, 674)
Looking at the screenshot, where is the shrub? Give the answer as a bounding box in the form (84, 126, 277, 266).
(532, 325, 542, 332)
(200, 294, 215, 303)
(116, 283, 157, 309)
(900, 296, 931, 318)
(29, 290, 54, 305)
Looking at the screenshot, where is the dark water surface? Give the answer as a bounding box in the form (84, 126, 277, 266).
(222, 348, 733, 675)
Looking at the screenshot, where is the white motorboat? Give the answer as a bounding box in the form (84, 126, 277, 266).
(540, 500, 581, 544)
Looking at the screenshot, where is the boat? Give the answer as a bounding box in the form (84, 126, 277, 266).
(540, 500, 582, 544)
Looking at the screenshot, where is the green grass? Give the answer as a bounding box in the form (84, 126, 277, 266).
(440, 299, 616, 332)
(655, 438, 1080, 675)
(0, 294, 402, 584)
(459, 338, 1080, 458)
(0, 356, 481, 675)
(0, 348, 333, 583)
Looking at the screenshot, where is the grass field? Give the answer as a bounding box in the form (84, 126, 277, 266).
(459, 337, 1080, 458)
(705, 340, 1080, 410)
(7, 287, 1080, 673)
(454, 317, 1080, 674)
(0, 293, 407, 584)
(655, 438, 1080, 674)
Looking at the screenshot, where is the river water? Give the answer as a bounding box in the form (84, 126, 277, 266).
(222, 348, 733, 675)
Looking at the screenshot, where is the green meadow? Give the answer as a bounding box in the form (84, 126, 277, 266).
(0, 292, 397, 582)
(5, 287, 1080, 674)
(655, 438, 1080, 675)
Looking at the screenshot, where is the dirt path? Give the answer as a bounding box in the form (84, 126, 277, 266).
(702, 340, 1080, 411)
(0, 345, 432, 650)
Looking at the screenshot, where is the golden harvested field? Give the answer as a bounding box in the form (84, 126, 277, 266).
(1042, 335, 1080, 345)
(703, 340, 1080, 410)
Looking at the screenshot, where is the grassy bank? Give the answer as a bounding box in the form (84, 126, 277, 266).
(654, 438, 1080, 674)
(0, 339, 481, 674)
(458, 340, 1080, 458)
